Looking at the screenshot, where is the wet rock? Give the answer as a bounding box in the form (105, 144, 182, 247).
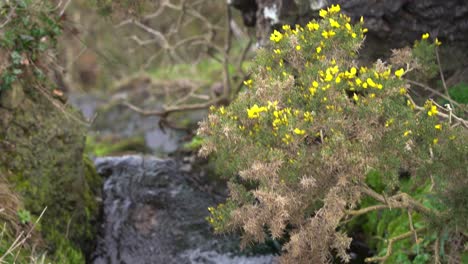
(92, 155, 275, 264)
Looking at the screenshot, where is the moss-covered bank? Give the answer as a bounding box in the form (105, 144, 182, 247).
(0, 82, 101, 263)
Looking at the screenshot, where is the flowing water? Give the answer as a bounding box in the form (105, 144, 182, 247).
(90, 156, 276, 264)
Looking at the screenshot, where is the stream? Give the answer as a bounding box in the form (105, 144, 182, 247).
(90, 156, 275, 264)
(69, 93, 276, 263)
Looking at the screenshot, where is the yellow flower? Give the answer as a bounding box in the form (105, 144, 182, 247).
(296, 45, 301, 51)
(329, 18, 340, 28)
(312, 81, 319, 88)
(243, 79, 253, 88)
(319, 9, 328, 18)
(335, 76, 341, 83)
(316, 46, 322, 54)
(360, 16, 364, 24)
(395, 68, 405, 78)
(273, 49, 281, 54)
(307, 21, 320, 31)
(422, 33, 429, 40)
(366, 77, 377, 88)
(282, 24, 291, 31)
(345, 23, 352, 31)
(321, 30, 336, 39)
(385, 118, 394, 127)
(399, 87, 407, 95)
(435, 38, 442, 46)
(433, 138, 438, 145)
(435, 124, 442, 130)
(270, 30, 283, 43)
(294, 128, 306, 135)
(247, 104, 267, 119)
(353, 93, 359, 102)
(219, 106, 226, 115)
(403, 130, 412, 137)
(328, 4, 341, 14)
(428, 105, 438, 117)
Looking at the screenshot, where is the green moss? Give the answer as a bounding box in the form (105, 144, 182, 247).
(85, 134, 149, 156)
(0, 84, 102, 263)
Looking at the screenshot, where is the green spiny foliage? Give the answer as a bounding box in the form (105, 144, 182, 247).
(199, 4, 467, 263)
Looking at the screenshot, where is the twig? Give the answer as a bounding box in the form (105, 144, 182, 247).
(405, 95, 468, 128)
(407, 210, 418, 251)
(365, 227, 427, 263)
(346, 204, 403, 216)
(359, 185, 436, 217)
(434, 47, 451, 104)
(434, 235, 441, 264)
(0, 207, 47, 262)
(406, 80, 463, 110)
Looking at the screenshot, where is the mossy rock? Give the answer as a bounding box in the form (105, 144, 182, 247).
(0, 81, 102, 262)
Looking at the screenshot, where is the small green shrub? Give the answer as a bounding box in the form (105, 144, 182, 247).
(0, 0, 61, 91)
(199, 4, 467, 263)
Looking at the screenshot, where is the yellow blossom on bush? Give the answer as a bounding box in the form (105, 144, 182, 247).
(328, 4, 341, 14)
(435, 38, 442, 46)
(428, 105, 438, 117)
(435, 124, 442, 130)
(307, 21, 320, 31)
(243, 79, 253, 88)
(247, 104, 267, 119)
(395, 68, 405, 78)
(319, 9, 328, 18)
(422, 33, 430, 40)
(270, 30, 283, 42)
(321, 30, 336, 39)
(329, 18, 340, 28)
(294, 128, 306, 135)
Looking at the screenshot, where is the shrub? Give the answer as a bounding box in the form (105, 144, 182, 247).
(199, 5, 467, 263)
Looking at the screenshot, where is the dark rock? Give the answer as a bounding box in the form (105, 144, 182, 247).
(232, 0, 468, 49)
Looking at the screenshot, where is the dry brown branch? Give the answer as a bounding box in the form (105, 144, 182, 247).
(434, 47, 451, 104)
(407, 80, 464, 110)
(365, 227, 427, 263)
(346, 204, 403, 216)
(434, 235, 441, 264)
(407, 210, 418, 249)
(359, 185, 436, 217)
(112, 0, 251, 127)
(405, 95, 468, 128)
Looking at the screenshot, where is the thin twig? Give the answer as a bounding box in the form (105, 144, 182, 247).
(407, 80, 463, 110)
(365, 227, 427, 263)
(407, 210, 418, 251)
(434, 47, 451, 104)
(406, 95, 468, 128)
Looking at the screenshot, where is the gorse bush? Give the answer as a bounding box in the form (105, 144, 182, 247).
(198, 4, 467, 263)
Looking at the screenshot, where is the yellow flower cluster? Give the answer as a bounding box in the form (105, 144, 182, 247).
(270, 30, 283, 43)
(425, 101, 438, 117)
(247, 104, 268, 119)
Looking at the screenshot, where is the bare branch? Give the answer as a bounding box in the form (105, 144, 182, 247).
(405, 95, 468, 128)
(365, 227, 427, 263)
(434, 47, 451, 104)
(407, 79, 464, 110)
